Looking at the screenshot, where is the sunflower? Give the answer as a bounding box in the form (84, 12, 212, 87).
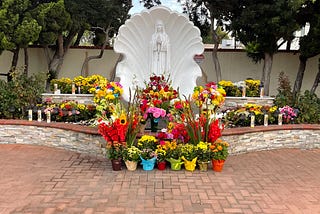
(119, 113, 127, 125)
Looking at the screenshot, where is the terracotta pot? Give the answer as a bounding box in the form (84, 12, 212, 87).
(125, 160, 138, 171)
(212, 159, 225, 172)
(198, 161, 209, 171)
(157, 161, 166, 170)
(111, 159, 122, 171)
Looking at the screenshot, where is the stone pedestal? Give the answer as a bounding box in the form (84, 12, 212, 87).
(223, 96, 274, 109)
(42, 93, 94, 104)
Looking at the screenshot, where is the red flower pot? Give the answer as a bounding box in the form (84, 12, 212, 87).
(212, 159, 225, 172)
(157, 161, 166, 170)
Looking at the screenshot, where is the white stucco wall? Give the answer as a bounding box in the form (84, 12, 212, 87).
(0, 47, 319, 96)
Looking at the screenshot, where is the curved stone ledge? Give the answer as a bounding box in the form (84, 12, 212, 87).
(0, 120, 105, 157)
(1, 120, 320, 157)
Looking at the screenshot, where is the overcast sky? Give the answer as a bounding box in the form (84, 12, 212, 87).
(129, 0, 183, 14)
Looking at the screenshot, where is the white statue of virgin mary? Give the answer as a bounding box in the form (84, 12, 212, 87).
(114, 6, 204, 101)
(150, 20, 170, 75)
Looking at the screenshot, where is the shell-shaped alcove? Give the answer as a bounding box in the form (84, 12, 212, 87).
(114, 6, 204, 101)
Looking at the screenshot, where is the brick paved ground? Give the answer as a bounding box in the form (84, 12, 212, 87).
(0, 144, 319, 214)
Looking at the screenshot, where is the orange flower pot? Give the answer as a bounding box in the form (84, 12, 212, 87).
(212, 159, 225, 172)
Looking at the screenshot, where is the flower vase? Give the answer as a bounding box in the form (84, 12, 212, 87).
(125, 160, 138, 171)
(182, 157, 197, 172)
(157, 161, 166, 170)
(111, 158, 122, 171)
(150, 116, 159, 133)
(198, 161, 209, 171)
(212, 159, 225, 172)
(167, 158, 184, 170)
(140, 156, 157, 171)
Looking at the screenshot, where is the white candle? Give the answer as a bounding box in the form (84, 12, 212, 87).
(278, 114, 283, 125)
(46, 111, 51, 123)
(37, 110, 42, 122)
(264, 114, 268, 126)
(250, 115, 255, 128)
(28, 110, 32, 121)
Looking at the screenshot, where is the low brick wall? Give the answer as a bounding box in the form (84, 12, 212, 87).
(1, 120, 319, 157)
(222, 124, 320, 154)
(0, 120, 106, 157)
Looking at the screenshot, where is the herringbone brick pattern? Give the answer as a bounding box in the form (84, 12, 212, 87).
(0, 144, 319, 214)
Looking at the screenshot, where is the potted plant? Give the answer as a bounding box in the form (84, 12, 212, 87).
(180, 144, 197, 171)
(196, 141, 212, 171)
(137, 135, 158, 170)
(155, 144, 167, 170)
(165, 141, 184, 170)
(210, 139, 229, 172)
(122, 146, 141, 171)
(105, 141, 126, 171)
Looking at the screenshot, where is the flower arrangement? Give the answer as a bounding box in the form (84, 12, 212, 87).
(179, 100, 223, 145)
(144, 106, 166, 119)
(122, 146, 141, 162)
(106, 141, 126, 160)
(91, 81, 124, 119)
(98, 102, 140, 146)
(50, 77, 73, 93)
(218, 79, 261, 97)
(41, 99, 96, 123)
(192, 82, 226, 110)
(155, 144, 167, 162)
(218, 80, 241, 97)
(74, 75, 107, 94)
(137, 135, 158, 151)
(180, 144, 197, 161)
(196, 141, 212, 162)
(165, 140, 182, 160)
(210, 139, 229, 160)
(139, 75, 178, 113)
(279, 105, 298, 123)
(245, 79, 261, 97)
(50, 75, 107, 94)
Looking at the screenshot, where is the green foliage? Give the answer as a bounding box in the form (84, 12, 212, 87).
(32, 0, 71, 45)
(0, 68, 46, 119)
(297, 0, 320, 59)
(274, 72, 294, 107)
(231, 0, 302, 60)
(295, 91, 320, 124)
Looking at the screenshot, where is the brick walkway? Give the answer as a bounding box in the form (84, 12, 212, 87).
(0, 144, 319, 214)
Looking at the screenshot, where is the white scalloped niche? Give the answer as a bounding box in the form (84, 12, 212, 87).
(114, 6, 204, 101)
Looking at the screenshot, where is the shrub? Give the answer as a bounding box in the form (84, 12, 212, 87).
(295, 91, 320, 124)
(0, 69, 46, 119)
(274, 72, 294, 107)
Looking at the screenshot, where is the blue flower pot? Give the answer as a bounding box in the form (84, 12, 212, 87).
(140, 156, 157, 171)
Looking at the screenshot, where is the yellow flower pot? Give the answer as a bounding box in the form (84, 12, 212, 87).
(182, 157, 197, 172)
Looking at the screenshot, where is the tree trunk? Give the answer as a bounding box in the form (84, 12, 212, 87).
(80, 29, 110, 76)
(8, 48, 20, 82)
(212, 49, 222, 82)
(310, 58, 320, 94)
(24, 48, 29, 76)
(210, 12, 222, 82)
(262, 53, 273, 96)
(293, 56, 307, 96)
(110, 54, 123, 81)
(74, 28, 85, 46)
